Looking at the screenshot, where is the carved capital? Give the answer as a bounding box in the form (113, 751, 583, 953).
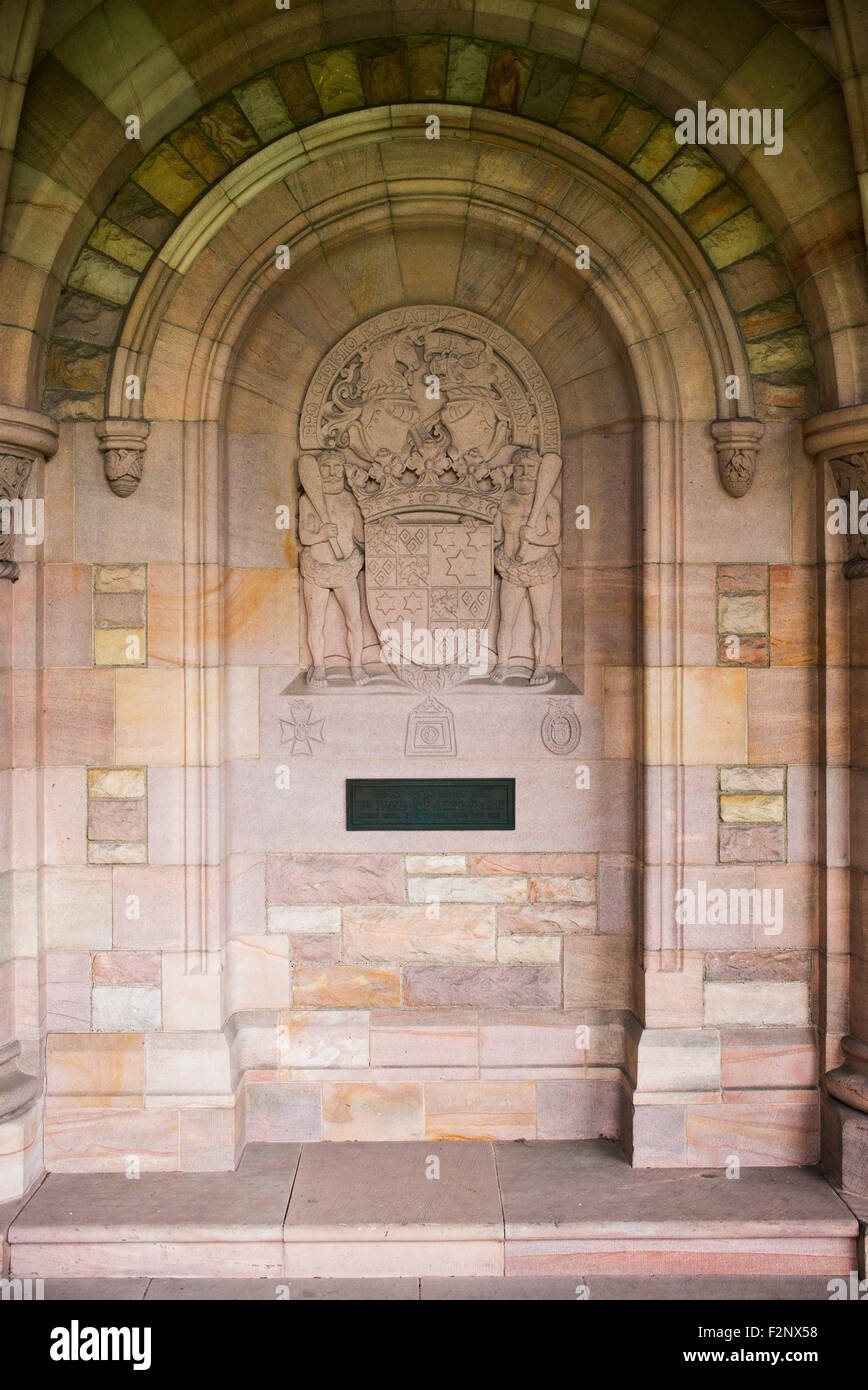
(710, 418, 764, 498)
(803, 406, 868, 579)
(95, 418, 150, 497)
(0, 404, 58, 582)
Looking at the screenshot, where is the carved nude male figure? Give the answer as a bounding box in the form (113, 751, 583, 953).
(491, 447, 562, 686)
(298, 449, 371, 687)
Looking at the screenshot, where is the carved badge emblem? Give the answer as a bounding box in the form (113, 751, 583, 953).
(297, 308, 564, 689)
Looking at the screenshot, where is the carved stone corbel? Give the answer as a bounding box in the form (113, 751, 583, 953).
(710, 418, 764, 498)
(0, 405, 58, 582)
(96, 418, 150, 497)
(803, 405, 868, 580)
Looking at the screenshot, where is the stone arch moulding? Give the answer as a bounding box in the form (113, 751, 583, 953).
(59, 112, 768, 1095)
(82, 110, 766, 443)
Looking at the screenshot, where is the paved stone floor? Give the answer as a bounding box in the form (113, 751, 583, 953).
(23, 1275, 841, 1300)
(4, 1139, 861, 1285)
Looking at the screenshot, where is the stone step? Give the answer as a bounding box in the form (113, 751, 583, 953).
(6, 1140, 859, 1281)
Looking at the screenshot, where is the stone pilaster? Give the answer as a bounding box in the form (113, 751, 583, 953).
(0, 405, 56, 1195)
(805, 405, 868, 1193)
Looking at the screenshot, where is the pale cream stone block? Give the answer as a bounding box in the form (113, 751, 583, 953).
(92, 985, 161, 1032)
(280, 1010, 369, 1069)
(225, 935, 290, 1014)
(93, 628, 146, 666)
(146, 1032, 232, 1099)
(162, 954, 222, 1031)
(719, 794, 784, 824)
(635, 1028, 721, 1094)
(407, 876, 528, 904)
(404, 855, 466, 874)
(705, 981, 810, 1026)
(88, 768, 146, 798)
(116, 669, 185, 765)
(267, 905, 340, 934)
(496, 935, 560, 964)
(43, 867, 112, 950)
(720, 766, 785, 793)
(718, 594, 767, 635)
(94, 565, 146, 593)
(87, 842, 148, 864)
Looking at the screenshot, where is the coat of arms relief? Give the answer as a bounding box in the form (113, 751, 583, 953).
(296, 307, 564, 692)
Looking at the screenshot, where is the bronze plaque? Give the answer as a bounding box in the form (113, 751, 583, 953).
(346, 778, 515, 831)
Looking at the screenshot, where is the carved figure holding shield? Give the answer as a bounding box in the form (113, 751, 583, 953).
(298, 449, 371, 687)
(491, 448, 562, 686)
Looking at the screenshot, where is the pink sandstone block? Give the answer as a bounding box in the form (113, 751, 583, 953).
(267, 853, 404, 904)
(370, 1011, 478, 1067)
(403, 964, 560, 1008)
(43, 565, 93, 668)
(243, 1082, 321, 1142)
(705, 950, 810, 982)
(685, 1099, 819, 1166)
(529, 875, 596, 904)
(424, 1081, 535, 1140)
(87, 798, 146, 842)
(112, 865, 186, 950)
(41, 953, 91, 1032)
(43, 1106, 179, 1173)
(719, 1027, 817, 1089)
(479, 1014, 589, 1067)
(289, 934, 342, 962)
(41, 669, 115, 766)
(468, 854, 597, 875)
(92, 952, 161, 986)
(719, 824, 785, 862)
(536, 1080, 622, 1140)
(496, 904, 596, 934)
(343, 903, 496, 963)
(563, 936, 633, 1009)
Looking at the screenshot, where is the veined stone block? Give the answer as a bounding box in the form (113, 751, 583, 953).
(292, 964, 401, 1009)
(343, 904, 496, 963)
(280, 1010, 369, 1069)
(322, 1083, 423, 1140)
(720, 766, 785, 794)
(407, 876, 527, 905)
(529, 876, 596, 904)
(719, 794, 784, 824)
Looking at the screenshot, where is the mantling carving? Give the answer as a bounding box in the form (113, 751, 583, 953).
(803, 406, 868, 581)
(828, 451, 868, 579)
(0, 405, 58, 583)
(297, 307, 563, 689)
(710, 418, 764, 498)
(0, 453, 34, 582)
(96, 419, 150, 497)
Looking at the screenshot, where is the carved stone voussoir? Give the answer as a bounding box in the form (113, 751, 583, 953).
(96, 418, 150, 497)
(710, 418, 764, 498)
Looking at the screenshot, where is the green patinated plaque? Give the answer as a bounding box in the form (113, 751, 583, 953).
(346, 779, 515, 832)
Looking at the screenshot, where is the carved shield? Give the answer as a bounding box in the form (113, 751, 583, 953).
(364, 516, 494, 667)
